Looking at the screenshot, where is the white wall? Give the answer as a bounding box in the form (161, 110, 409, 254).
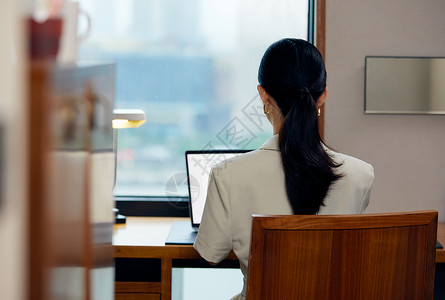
(325, 0, 445, 221)
(0, 0, 27, 299)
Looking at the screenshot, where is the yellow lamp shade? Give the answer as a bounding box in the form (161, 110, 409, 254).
(112, 109, 146, 129)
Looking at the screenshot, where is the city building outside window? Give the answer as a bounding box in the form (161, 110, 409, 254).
(78, 0, 310, 199)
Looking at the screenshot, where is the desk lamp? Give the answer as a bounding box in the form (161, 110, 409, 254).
(112, 109, 146, 224)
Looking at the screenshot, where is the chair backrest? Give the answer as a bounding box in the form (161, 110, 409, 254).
(246, 210, 438, 300)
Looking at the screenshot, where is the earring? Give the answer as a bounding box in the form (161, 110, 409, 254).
(318, 108, 321, 117)
(264, 104, 270, 115)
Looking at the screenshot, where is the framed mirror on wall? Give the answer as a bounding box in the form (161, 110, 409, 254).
(365, 56, 445, 115)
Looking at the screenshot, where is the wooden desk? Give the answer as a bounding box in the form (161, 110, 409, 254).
(113, 217, 238, 300)
(113, 217, 445, 300)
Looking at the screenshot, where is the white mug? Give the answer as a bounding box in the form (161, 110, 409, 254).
(58, 1, 91, 64)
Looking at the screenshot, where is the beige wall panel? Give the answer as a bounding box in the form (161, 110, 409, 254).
(325, 0, 445, 221)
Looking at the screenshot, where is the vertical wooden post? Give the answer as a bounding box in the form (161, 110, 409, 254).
(28, 62, 51, 300)
(317, 0, 326, 140)
(161, 258, 172, 300)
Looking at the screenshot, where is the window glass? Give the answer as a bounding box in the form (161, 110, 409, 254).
(78, 0, 309, 196)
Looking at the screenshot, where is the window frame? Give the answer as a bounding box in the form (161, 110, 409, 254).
(115, 0, 324, 217)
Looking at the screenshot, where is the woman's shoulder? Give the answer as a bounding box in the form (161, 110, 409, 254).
(214, 135, 280, 169)
(211, 146, 280, 177)
(212, 149, 261, 171)
(326, 147, 374, 179)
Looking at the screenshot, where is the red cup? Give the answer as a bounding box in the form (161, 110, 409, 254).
(28, 17, 63, 59)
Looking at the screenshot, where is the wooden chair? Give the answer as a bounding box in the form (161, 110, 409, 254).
(246, 210, 438, 300)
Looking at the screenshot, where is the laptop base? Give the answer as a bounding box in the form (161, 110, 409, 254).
(165, 221, 197, 245)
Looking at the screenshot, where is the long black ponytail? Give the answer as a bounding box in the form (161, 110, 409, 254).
(258, 38, 342, 215)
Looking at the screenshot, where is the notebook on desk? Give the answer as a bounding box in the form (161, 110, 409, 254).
(166, 150, 250, 245)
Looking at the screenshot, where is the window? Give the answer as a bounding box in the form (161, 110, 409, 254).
(78, 0, 311, 199)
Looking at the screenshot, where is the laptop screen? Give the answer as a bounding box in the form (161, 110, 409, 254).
(185, 150, 250, 228)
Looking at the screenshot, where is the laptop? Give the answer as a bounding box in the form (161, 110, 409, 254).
(165, 149, 250, 245)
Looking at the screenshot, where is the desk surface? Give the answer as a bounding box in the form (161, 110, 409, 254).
(113, 217, 234, 260)
(113, 217, 445, 262)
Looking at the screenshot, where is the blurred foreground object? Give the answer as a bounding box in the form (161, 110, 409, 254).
(28, 61, 115, 300)
(57, 1, 91, 65)
(28, 17, 63, 59)
(28, 0, 65, 59)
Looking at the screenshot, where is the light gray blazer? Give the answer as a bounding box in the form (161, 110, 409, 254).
(194, 134, 374, 299)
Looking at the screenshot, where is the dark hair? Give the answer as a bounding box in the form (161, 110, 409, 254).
(258, 38, 342, 215)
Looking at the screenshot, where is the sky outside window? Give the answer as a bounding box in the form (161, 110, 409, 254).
(78, 0, 308, 196)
